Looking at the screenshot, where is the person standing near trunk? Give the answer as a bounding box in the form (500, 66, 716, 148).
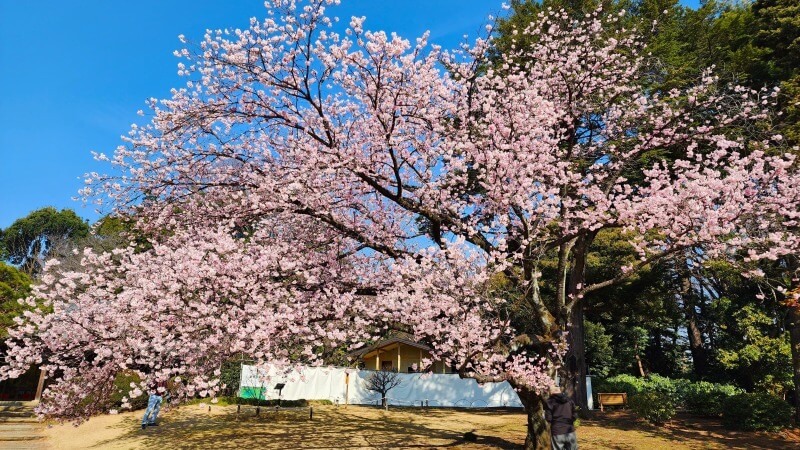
(141, 380, 167, 430)
(545, 385, 578, 450)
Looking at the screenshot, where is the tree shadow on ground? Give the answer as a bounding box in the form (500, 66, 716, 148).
(90, 405, 522, 449)
(583, 410, 798, 450)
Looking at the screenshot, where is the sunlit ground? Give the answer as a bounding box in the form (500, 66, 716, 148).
(42, 404, 799, 449)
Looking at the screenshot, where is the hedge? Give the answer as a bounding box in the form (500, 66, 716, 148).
(595, 375, 743, 417)
(721, 393, 792, 431)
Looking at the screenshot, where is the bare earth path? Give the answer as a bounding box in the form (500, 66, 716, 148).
(41, 404, 799, 449)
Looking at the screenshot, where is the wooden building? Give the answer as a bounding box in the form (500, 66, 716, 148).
(350, 336, 454, 374)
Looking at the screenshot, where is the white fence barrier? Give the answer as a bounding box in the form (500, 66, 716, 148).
(240, 364, 523, 408)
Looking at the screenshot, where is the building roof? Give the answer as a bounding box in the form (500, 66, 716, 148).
(348, 335, 432, 357)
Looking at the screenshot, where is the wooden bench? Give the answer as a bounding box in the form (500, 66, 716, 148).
(597, 393, 627, 411)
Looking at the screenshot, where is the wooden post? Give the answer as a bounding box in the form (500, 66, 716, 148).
(376, 351, 380, 370)
(397, 345, 401, 373)
(309, 406, 313, 420)
(34, 368, 46, 402)
(345, 373, 350, 405)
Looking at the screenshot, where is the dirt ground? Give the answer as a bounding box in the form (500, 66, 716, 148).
(42, 404, 799, 449)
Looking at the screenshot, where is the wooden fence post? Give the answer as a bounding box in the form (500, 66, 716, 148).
(34, 368, 46, 402)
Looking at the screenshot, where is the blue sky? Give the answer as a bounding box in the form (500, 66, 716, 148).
(0, 0, 700, 228)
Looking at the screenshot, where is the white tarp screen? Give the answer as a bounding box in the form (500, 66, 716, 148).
(240, 364, 523, 408)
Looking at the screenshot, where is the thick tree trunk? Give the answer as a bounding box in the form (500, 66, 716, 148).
(562, 234, 592, 413)
(685, 308, 707, 377)
(518, 388, 551, 450)
(788, 304, 800, 423)
(564, 309, 588, 412)
(682, 275, 708, 378)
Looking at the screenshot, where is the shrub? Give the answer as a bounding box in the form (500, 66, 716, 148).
(595, 375, 740, 415)
(595, 374, 680, 406)
(642, 375, 681, 404)
(595, 374, 646, 398)
(684, 382, 742, 417)
(722, 393, 792, 431)
(669, 377, 694, 405)
(629, 390, 677, 424)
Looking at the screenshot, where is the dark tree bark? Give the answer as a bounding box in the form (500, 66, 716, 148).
(562, 234, 592, 412)
(685, 305, 707, 377)
(518, 388, 551, 450)
(682, 275, 708, 378)
(788, 304, 800, 423)
(564, 310, 588, 411)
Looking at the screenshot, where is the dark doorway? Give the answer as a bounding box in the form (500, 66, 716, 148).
(0, 366, 40, 401)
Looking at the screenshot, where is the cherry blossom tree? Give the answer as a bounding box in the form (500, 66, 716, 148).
(2, 1, 799, 448)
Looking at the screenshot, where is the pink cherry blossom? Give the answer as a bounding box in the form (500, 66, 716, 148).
(4, 2, 799, 447)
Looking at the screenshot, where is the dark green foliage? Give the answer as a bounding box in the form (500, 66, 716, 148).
(585, 321, 614, 378)
(1, 207, 89, 275)
(596, 374, 741, 414)
(714, 302, 792, 395)
(583, 231, 687, 378)
(684, 381, 742, 417)
(110, 372, 149, 411)
(219, 360, 242, 397)
(0, 262, 32, 338)
(596, 374, 678, 400)
(93, 214, 153, 254)
(629, 390, 677, 424)
(751, 0, 800, 145)
(722, 393, 792, 431)
(703, 259, 794, 396)
(93, 215, 128, 237)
